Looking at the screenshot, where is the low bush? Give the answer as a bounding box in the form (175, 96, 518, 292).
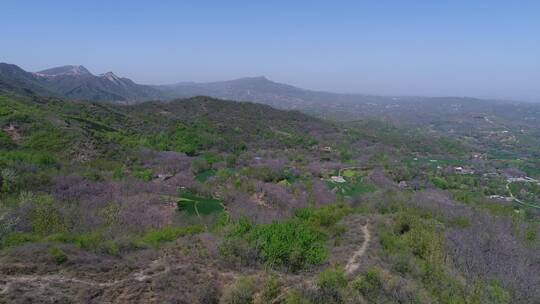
(0, 130, 15, 150)
(314, 266, 347, 303)
(220, 204, 351, 272)
(49, 246, 67, 264)
(133, 168, 153, 181)
(284, 289, 310, 304)
(30, 195, 66, 235)
(259, 275, 282, 303)
(316, 266, 347, 291)
(82, 170, 103, 181)
(352, 267, 383, 299)
(192, 157, 211, 174)
(47, 231, 119, 254)
(112, 167, 124, 180)
(248, 219, 328, 271)
(219, 237, 257, 266)
(135, 225, 204, 248)
(485, 281, 511, 304)
(22, 126, 71, 152)
(220, 277, 256, 304)
(1, 168, 16, 193)
(295, 204, 352, 228)
(0, 150, 58, 167)
(0, 232, 40, 249)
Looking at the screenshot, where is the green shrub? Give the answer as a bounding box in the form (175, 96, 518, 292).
(486, 281, 511, 304)
(353, 267, 383, 298)
(49, 231, 103, 250)
(220, 277, 256, 304)
(260, 275, 282, 303)
(431, 176, 449, 190)
(133, 168, 153, 181)
(219, 237, 254, 265)
(316, 266, 347, 294)
(227, 217, 253, 237)
(0, 130, 15, 150)
(203, 152, 223, 165)
(49, 246, 67, 264)
(143, 123, 214, 155)
(23, 126, 70, 152)
(295, 204, 352, 227)
(248, 219, 328, 271)
(0, 150, 58, 166)
(1, 168, 16, 193)
(0, 232, 40, 249)
(192, 157, 211, 174)
(135, 225, 204, 248)
(284, 289, 311, 304)
(82, 170, 103, 181)
(524, 225, 538, 245)
(449, 216, 470, 228)
(195, 169, 217, 183)
(31, 196, 66, 235)
(225, 154, 237, 168)
(112, 167, 124, 180)
(46, 231, 121, 254)
(220, 205, 350, 272)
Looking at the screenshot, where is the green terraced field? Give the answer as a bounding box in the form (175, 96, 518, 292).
(177, 194, 224, 216)
(327, 170, 376, 196)
(195, 169, 217, 183)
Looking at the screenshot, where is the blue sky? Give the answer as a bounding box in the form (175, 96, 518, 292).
(1, 1, 539, 100)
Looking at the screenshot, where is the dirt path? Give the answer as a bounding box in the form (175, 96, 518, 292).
(0, 273, 119, 295)
(0, 255, 172, 296)
(344, 223, 370, 275)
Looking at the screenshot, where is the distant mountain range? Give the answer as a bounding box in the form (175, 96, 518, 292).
(0, 63, 162, 103)
(154, 76, 398, 109)
(0, 62, 523, 123)
(0, 62, 398, 108)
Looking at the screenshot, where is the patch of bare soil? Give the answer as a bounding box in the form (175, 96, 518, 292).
(251, 192, 272, 208)
(3, 124, 21, 144)
(0, 236, 236, 303)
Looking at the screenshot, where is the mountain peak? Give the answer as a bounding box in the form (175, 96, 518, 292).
(0, 62, 27, 75)
(240, 76, 269, 82)
(100, 71, 118, 78)
(37, 65, 92, 77)
(99, 71, 123, 84)
(227, 76, 274, 85)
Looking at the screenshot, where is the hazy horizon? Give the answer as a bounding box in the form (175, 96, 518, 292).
(1, 1, 539, 101)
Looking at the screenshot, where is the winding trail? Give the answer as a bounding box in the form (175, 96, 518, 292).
(344, 223, 370, 275)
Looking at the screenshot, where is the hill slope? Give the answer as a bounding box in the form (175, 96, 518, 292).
(0, 91, 538, 303)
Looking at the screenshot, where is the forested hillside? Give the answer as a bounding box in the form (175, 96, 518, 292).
(0, 91, 538, 303)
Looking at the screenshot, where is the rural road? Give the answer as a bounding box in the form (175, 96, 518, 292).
(506, 182, 540, 209)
